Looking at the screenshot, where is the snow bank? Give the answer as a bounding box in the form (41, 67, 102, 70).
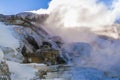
(0, 23, 19, 50)
(7, 61, 37, 80)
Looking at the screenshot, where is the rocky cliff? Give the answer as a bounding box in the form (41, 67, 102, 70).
(0, 12, 68, 80)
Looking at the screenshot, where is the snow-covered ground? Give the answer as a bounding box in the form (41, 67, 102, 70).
(0, 10, 120, 80)
(0, 22, 37, 80)
(7, 61, 37, 80)
(0, 22, 19, 50)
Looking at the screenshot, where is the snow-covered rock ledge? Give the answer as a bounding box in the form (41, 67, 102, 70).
(0, 12, 66, 80)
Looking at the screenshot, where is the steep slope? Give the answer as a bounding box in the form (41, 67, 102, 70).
(0, 12, 66, 80)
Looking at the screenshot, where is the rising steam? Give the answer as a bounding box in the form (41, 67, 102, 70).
(32, 0, 120, 74)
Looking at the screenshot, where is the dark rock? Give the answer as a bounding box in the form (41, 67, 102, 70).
(56, 56, 66, 64)
(0, 61, 11, 80)
(21, 46, 27, 57)
(0, 12, 49, 25)
(39, 71, 47, 79)
(22, 42, 66, 65)
(25, 35, 39, 50)
(40, 41, 52, 48)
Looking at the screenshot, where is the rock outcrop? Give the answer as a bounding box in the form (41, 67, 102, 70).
(22, 41, 66, 65)
(0, 61, 11, 80)
(0, 12, 67, 65)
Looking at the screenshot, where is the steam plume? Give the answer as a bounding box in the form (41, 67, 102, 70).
(32, 0, 120, 74)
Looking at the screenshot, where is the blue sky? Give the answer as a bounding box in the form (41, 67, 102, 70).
(0, 0, 113, 15)
(0, 0, 51, 14)
(98, 0, 113, 6)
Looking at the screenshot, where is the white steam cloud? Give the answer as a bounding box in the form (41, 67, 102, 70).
(33, 0, 120, 27)
(32, 0, 120, 74)
(38, 0, 120, 43)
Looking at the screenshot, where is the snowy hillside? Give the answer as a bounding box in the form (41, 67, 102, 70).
(0, 12, 120, 80)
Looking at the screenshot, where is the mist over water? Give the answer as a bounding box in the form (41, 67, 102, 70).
(33, 0, 120, 74)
